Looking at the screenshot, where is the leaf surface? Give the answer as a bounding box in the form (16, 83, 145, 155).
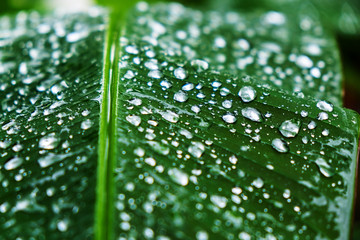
(114, 3, 360, 240)
(0, 8, 106, 239)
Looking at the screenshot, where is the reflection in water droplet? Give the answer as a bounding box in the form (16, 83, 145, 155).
(252, 178, 264, 188)
(238, 86, 256, 102)
(271, 138, 289, 153)
(39, 133, 60, 150)
(279, 120, 300, 138)
(315, 158, 334, 178)
(241, 107, 263, 122)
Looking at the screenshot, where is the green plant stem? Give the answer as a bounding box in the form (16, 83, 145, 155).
(95, 10, 121, 240)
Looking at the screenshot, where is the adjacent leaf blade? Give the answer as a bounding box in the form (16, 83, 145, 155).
(0, 9, 106, 239)
(114, 3, 360, 239)
(123, 2, 343, 106)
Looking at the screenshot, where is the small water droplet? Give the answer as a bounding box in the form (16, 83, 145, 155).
(279, 120, 300, 138)
(238, 86, 256, 102)
(315, 158, 334, 178)
(316, 101, 333, 112)
(271, 138, 289, 153)
(174, 67, 187, 80)
(222, 100, 232, 109)
(39, 133, 60, 150)
(57, 219, 68, 232)
(168, 168, 189, 186)
(252, 178, 264, 188)
(4, 157, 23, 170)
(148, 70, 162, 79)
(222, 113, 237, 124)
(174, 90, 188, 102)
(161, 110, 179, 123)
(81, 119, 93, 130)
(210, 195, 227, 208)
(318, 112, 328, 121)
(241, 107, 263, 122)
(296, 55, 313, 68)
(188, 142, 205, 158)
(191, 59, 209, 72)
(126, 115, 141, 126)
(229, 155, 238, 164)
(308, 121, 316, 129)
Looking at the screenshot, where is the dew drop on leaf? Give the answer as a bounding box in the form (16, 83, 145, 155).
(241, 107, 263, 122)
(174, 67, 187, 80)
(279, 120, 300, 138)
(4, 157, 23, 170)
(168, 168, 189, 186)
(238, 86, 256, 102)
(316, 100, 333, 112)
(271, 138, 289, 153)
(190, 59, 209, 72)
(315, 158, 335, 178)
(174, 90, 188, 102)
(222, 113, 237, 124)
(39, 133, 60, 150)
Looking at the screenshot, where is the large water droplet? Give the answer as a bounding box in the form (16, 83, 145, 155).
(168, 168, 189, 186)
(316, 101, 333, 112)
(238, 86, 256, 102)
(315, 158, 334, 178)
(241, 107, 263, 122)
(39, 133, 60, 150)
(271, 138, 289, 153)
(81, 119, 93, 130)
(279, 120, 300, 138)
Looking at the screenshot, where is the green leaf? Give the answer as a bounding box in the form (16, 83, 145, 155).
(123, 2, 344, 106)
(114, 3, 359, 239)
(0, 2, 359, 240)
(0, 8, 106, 239)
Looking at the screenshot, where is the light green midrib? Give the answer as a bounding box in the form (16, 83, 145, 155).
(95, 11, 121, 240)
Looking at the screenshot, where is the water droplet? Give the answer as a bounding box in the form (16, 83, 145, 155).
(316, 101, 333, 112)
(318, 112, 328, 121)
(191, 59, 209, 72)
(160, 80, 172, 89)
(252, 178, 264, 188)
(238, 86, 256, 102)
(196, 231, 209, 240)
(279, 120, 300, 138)
(222, 113, 237, 124)
(174, 67, 187, 80)
(229, 155, 238, 164)
(168, 168, 189, 186)
(232, 187, 242, 195)
(145, 157, 156, 166)
(148, 70, 162, 79)
(300, 110, 308, 117)
(81, 119, 93, 130)
(161, 110, 179, 123)
(239, 232, 251, 240)
(214, 36, 226, 48)
(210, 195, 227, 208)
(271, 138, 289, 153)
(315, 158, 334, 178)
(57, 219, 68, 232)
(174, 90, 188, 102)
(39, 133, 60, 150)
(308, 121, 316, 129)
(241, 107, 263, 122)
(126, 115, 141, 126)
(4, 157, 23, 170)
(322, 129, 329, 136)
(264, 11, 286, 25)
(188, 142, 205, 158)
(296, 55, 313, 68)
(222, 100, 232, 109)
